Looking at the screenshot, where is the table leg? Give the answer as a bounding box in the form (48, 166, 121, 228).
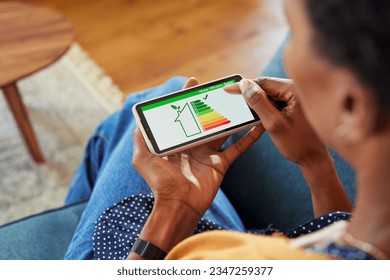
(2, 82, 45, 163)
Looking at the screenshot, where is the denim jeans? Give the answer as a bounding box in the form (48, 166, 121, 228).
(64, 37, 355, 259)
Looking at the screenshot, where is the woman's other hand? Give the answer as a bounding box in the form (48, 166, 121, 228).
(225, 77, 329, 168)
(225, 77, 352, 217)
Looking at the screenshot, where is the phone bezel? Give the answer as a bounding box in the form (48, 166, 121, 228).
(132, 74, 260, 156)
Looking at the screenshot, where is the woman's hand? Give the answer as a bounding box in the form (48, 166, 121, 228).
(225, 77, 352, 217)
(128, 77, 264, 258)
(132, 77, 264, 223)
(224, 77, 329, 168)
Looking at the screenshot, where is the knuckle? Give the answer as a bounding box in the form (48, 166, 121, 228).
(235, 140, 245, 154)
(257, 77, 272, 86)
(247, 90, 266, 107)
(131, 157, 139, 168)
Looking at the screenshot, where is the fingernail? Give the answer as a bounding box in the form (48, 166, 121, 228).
(239, 79, 260, 98)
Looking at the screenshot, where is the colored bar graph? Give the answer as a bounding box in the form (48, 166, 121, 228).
(191, 100, 231, 131)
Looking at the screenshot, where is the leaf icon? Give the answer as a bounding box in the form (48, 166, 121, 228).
(171, 105, 178, 110)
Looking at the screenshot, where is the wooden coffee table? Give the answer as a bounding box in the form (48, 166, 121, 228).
(0, 1, 73, 163)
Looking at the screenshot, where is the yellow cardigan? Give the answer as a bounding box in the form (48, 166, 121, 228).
(166, 230, 332, 260)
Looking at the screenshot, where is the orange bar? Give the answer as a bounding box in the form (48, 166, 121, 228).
(203, 117, 228, 127)
(204, 119, 231, 130)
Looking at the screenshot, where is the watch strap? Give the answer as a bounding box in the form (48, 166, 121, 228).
(131, 238, 167, 260)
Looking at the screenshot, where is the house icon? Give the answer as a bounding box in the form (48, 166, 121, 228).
(174, 103, 202, 138)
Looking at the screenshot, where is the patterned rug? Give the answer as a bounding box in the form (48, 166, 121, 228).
(0, 43, 123, 225)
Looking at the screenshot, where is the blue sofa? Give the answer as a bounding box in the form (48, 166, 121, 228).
(0, 201, 86, 259)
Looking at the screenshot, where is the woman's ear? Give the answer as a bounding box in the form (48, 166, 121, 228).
(334, 74, 379, 146)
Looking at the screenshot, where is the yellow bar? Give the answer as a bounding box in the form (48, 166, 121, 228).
(198, 112, 221, 122)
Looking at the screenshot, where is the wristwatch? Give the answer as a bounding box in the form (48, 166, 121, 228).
(130, 238, 167, 260)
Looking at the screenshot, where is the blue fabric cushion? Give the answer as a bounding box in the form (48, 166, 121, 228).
(0, 201, 86, 260)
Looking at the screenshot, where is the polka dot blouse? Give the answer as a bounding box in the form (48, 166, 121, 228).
(93, 193, 372, 260)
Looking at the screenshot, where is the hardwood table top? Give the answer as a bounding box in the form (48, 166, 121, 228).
(0, 1, 74, 86)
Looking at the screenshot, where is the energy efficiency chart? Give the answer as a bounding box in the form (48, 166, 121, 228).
(173, 99, 232, 138)
(191, 99, 231, 131)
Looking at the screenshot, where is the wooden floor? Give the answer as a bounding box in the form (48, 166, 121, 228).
(25, 0, 287, 94)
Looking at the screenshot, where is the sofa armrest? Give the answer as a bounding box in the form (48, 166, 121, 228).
(0, 201, 87, 260)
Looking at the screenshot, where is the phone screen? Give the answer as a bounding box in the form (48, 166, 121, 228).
(134, 75, 260, 154)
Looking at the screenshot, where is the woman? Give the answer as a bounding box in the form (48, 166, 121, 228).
(65, 0, 390, 260)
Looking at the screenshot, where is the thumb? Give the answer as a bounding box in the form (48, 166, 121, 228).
(254, 77, 294, 102)
(239, 79, 284, 132)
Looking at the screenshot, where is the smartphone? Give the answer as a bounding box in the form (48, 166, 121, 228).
(132, 74, 261, 156)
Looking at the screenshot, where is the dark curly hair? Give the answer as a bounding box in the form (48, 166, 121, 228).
(304, 0, 390, 116)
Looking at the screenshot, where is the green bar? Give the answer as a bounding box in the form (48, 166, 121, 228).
(141, 79, 235, 111)
(197, 109, 213, 115)
(195, 104, 209, 110)
(196, 106, 211, 113)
